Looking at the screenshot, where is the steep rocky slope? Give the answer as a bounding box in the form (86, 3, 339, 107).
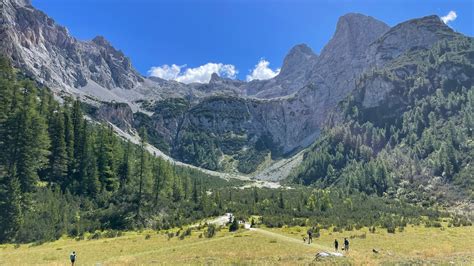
(293, 35, 473, 207)
(0, 0, 466, 176)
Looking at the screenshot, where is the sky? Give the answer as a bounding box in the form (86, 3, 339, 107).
(32, 0, 474, 83)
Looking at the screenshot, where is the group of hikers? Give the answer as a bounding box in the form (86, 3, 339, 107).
(304, 227, 350, 253)
(334, 238, 350, 252)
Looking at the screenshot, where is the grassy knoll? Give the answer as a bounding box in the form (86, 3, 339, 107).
(0, 225, 472, 265)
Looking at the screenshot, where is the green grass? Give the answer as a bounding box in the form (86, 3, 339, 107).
(0, 225, 472, 265)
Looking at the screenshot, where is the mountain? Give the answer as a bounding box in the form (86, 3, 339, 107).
(0, 0, 143, 91)
(293, 35, 473, 206)
(0, 0, 469, 178)
(0, 0, 472, 249)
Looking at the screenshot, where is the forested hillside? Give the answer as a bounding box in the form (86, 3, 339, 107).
(0, 57, 243, 243)
(292, 36, 473, 206)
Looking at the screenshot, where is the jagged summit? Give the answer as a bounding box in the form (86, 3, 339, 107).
(92, 35, 112, 47)
(1, 0, 30, 7)
(366, 14, 458, 66)
(0, 0, 468, 175)
(279, 44, 317, 77)
(321, 13, 389, 59)
(209, 72, 221, 83)
(305, 13, 390, 106)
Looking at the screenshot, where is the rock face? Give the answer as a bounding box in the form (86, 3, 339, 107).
(242, 44, 318, 98)
(96, 102, 134, 130)
(366, 15, 457, 67)
(0, 0, 143, 92)
(308, 13, 390, 106)
(0, 0, 463, 174)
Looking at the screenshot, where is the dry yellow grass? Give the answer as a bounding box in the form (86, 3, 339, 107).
(0, 225, 472, 265)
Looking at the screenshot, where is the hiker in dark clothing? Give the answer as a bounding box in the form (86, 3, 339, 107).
(344, 238, 349, 252)
(70, 251, 76, 266)
(307, 229, 313, 244)
(334, 239, 339, 252)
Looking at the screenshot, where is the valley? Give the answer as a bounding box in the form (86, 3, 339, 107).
(0, 0, 472, 264)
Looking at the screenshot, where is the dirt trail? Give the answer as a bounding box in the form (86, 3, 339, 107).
(250, 228, 331, 250)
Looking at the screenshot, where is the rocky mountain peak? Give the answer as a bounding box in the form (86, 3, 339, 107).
(1, 0, 30, 7)
(388, 14, 454, 38)
(366, 14, 458, 67)
(305, 13, 389, 108)
(92, 35, 112, 47)
(0, 0, 144, 92)
(321, 13, 390, 60)
(209, 72, 221, 83)
(279, 43, 317, 77)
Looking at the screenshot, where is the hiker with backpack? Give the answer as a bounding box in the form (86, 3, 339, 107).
(70, 251, 77, 265)
(344, 238, 349, 252)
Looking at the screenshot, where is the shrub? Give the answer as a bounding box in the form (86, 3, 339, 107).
(103, 230, 121, 238)
(387, 226, 396, 234)
(205, 224, 216, 238)
(88, 231, 102, 240)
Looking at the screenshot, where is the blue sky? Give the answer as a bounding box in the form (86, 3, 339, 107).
(32, 0, 473, 83)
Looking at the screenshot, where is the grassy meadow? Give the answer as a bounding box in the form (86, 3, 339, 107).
(0, 225, 472, 265)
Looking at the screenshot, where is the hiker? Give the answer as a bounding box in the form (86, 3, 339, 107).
(307, 228, 313, 244)
(334, 239, 339, 252)
(70, 251, 77, 266)
(344, 238, 349, 252)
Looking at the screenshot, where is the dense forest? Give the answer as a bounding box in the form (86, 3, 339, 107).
(0, 57, 244, 243)
(292, 36, 473, 206)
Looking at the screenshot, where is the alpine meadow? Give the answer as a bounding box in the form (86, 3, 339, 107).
(0, 0, 472, 265)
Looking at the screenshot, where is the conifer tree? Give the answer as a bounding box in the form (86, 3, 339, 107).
(118, 141, 131, 190)
(136, 127, 148, 221)
(0, 174, 22, 242)
(47, 110, 68, 189)
(5, 80, 49, 193)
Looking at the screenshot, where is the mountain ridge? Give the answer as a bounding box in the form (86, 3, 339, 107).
(0, 0, 467, 176)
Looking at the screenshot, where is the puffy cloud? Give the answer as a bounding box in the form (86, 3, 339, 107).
(148, 63, 237, 84)
(441, 11, 457, 24)
(148, 64, 182, 80)
(246, 59, 280, 81)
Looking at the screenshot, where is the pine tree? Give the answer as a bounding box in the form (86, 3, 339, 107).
(97, 127, 118, 192)
(118, 141, 131, 190)
(0, 174, 22, 242)
(278, 190, 284, 209)
(81, 124, 99, 196)
(63, 103, 75, 182)
(172, 176, 183, 202)
(192, 178, 199, 204)
(47, 110, 68, 189)
(152, 159, 163, 206)
(136, 127, 148, 221)
(5, 80, 49, 193)
(71, 100, 84, 186)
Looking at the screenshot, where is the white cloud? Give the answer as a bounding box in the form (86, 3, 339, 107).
(148, 64, 182, 80)
(441, 11, 457, 24)
(148, 63, 237, 84)
(246, 59, 280, 81)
